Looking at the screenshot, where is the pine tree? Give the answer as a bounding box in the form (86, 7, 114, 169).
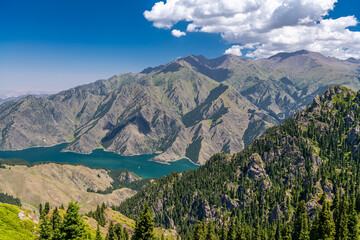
(106, 221, 116, 240)
(317, 201, 335, 240)
(227, 218, 237, 240)
(275, 223, 282, 240)
(44, 202, 50, 215)
(310, 210, 320, 240)
(39, 213, 52, 240)
(39, 203, 43, 217)
(348, 203, 359, 240)
(132, 202, 155, 240)
(335, 199, 349, 240)
(281, 224, 292, 240)
(206, 221, 217, 240)
(96, 224, 103, 240)
(237, 224, 247, 240)
(123, 227, 129, 240)
(293, 200, 310, 240)
(253, 223, 262, 240)
(355, 194, 360, 212)
(93, 204, 106, 227)
(219, 220, 227, 240)
(63, 201, 85, 240)
(114, 223, 123, 239)
(51, 207, 63, 240)
(194, 220, 206, 240)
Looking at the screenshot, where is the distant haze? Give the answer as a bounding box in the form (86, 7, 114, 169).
(0, 90, 55, 99)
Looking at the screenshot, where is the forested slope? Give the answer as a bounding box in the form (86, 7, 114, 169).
(119, 86, 360, 238)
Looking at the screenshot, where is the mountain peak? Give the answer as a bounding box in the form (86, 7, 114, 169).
(346, 57, 360, 64)
(180, 54, 243, 69)
(268, 49, 315, 61)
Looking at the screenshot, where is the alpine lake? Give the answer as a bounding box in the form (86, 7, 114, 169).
(0, 143, 199, 179)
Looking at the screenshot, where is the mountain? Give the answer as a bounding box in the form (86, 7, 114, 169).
(0, 50, 359, 164)
(180, 50, 360, 120)
(346, 57, 360, 64)
(118, 86, 360, 235)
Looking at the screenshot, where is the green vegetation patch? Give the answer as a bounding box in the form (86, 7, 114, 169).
(0, 204, 37, 240)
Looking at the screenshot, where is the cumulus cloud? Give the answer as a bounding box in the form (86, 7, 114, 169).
(144, 0, 360, 59)
(171, 29, 186, 37)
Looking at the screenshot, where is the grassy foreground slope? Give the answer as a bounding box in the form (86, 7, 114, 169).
(0, 203, 178, 240)
(0, 204, 38, 240)
(0, 161, 149, 213)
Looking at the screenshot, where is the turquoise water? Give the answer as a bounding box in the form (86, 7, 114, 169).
(0, 144, 199, 179)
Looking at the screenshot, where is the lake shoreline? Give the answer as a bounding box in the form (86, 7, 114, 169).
(0, 144, 199, 179)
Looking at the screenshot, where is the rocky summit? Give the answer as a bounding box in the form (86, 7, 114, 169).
(0, 50, 359, 164)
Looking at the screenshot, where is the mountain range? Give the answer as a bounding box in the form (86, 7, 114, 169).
(0, 50, 359, 164)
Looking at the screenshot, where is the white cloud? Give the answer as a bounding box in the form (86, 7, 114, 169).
(144, 0, 360, 59)
(225, 45, 244, 56)
(171, 29, 186, 37)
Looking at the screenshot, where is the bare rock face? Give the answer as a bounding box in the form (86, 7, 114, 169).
(269, 204, 283, 223)
(222, 195, 239, 210)
(306, 200, 320, 219)
(323, 180, 334, 200)
(118, 171, 141, 183)
(346, 113, 355, 127)
(347, 125, 360, 145)
(311, 154, 323, 172)
(247, 153, 267, 180)
(199, 200, 215, 219)
(165, 215, 175, 229)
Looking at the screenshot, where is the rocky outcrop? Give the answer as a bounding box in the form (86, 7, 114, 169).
(269, 204, 283, 223)
(347, 125, 360, 145)
(118, 171, 141, 183)
(222, 195, 239, 210)
(247, 153, 267, 180)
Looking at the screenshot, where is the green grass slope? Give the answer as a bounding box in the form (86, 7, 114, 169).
(0, 204, 38, 240)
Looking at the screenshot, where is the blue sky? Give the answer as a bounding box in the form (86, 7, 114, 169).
(0, 0, 359, 93)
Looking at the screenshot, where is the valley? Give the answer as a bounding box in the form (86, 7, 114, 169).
(2, 51, 359, 165)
